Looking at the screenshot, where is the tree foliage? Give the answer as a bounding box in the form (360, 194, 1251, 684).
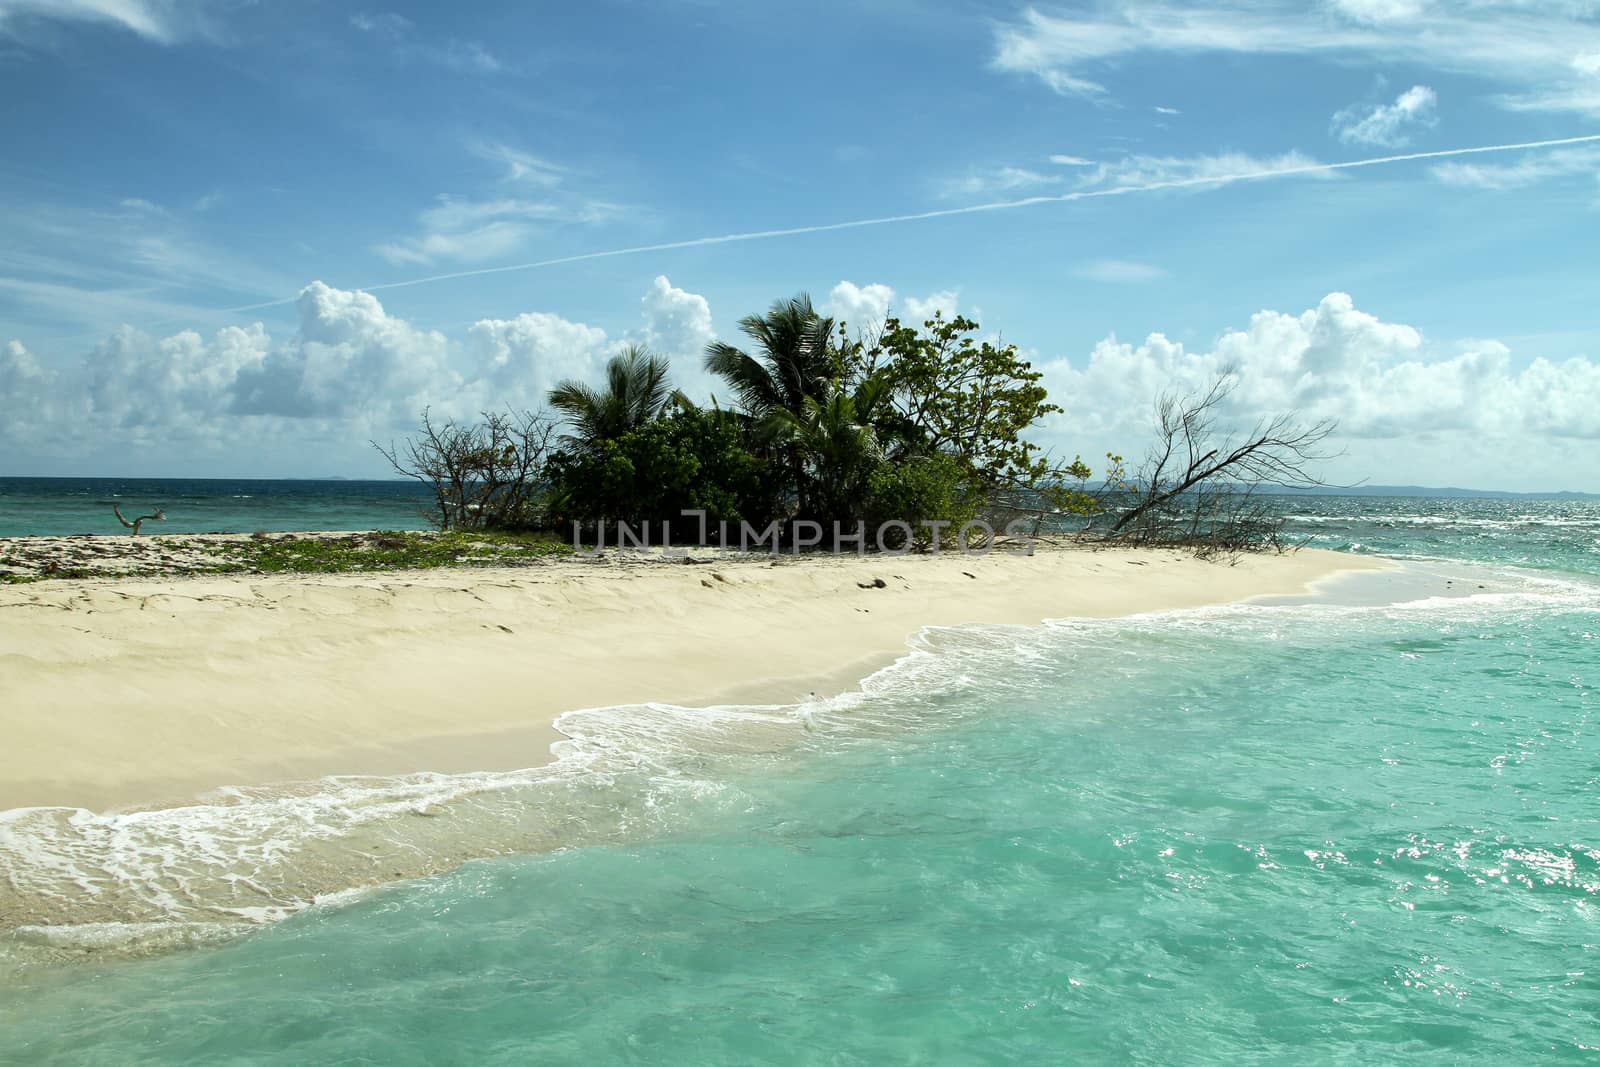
(548, 344, 675, 451)
(702, 294, 837, 420)
(376, 291, 1334, 557)
(547, 407, 776, 532)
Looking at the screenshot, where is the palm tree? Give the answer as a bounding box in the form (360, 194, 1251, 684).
(548, 344, 673, 450)
(703, 294, 837, 421)
(763, 375, 890, 526)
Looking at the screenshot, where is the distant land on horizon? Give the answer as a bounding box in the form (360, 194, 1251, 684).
(1263, 484, 1600, 500)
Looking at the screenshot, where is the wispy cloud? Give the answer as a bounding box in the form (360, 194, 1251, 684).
(1431, 144, 1600, 190)
(0, 0, 217, 44)
(376, 195, 624, 266)
(939, 166, 1056, 198)
(0, 195, 301, 343)
(1077, 150, 1335, 190)
(1073, 259, 1168, 283)
(212, 134, 1599, 312)
(119, 197, 167, 216)
(1333, 85, 1438, 147)
(348, 10, 502, 74)
(992, 3, 1600, 116)
(471, 141, 565, 186)
(1049, 154, 1096, 166)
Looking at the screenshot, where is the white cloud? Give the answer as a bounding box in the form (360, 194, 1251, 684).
(935, 148, 1335, 214)
(1077, 150, 1333, 190)
(376, 193, 624, 266)
(1333, 85, 1438, 146)
(1329, 0, 1426, 23)
(1036, 292, 1600, 487)
(348, 10, 501, 73)
(903, 290, 960, 324)
(0, 0, 212, 43)
(472, 142, 565, 187)
(86, 321, 268, 444)
(1073, 259, 1168, 283)
(940, 166, 1056, 198)
(631, 275, 721, 402)
(636, 275, 714, 360)
(118, 197, 166, 215)
(349, 11, 411, 37)
(1154, 105, 1181, 115)
(1430, 144, 1600, 189)
(825, 281, 896, 335)
(465, 310, 609, 411)
(992, 3, 1600, 117)
(230, 284, 453, 422)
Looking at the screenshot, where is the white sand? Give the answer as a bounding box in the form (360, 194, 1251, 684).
(0, 546, 1391, 813)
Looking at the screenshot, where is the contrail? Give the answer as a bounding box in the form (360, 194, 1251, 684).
(217, 133, 1600, 315)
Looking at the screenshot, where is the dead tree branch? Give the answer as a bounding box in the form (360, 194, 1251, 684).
(1106, 372, 1339, 553)
(112, 504, 166, 536)
(374, 408, 558, 531)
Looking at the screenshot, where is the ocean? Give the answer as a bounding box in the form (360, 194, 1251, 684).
(0, 477, 435, 537)
(1, 494, 1597, 1063)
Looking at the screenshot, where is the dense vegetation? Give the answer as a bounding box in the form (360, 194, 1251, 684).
(379, 292, 1331, 553)
(382, 294, 1096, 549)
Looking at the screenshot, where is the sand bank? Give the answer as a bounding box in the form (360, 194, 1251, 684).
(0, 546, 1389, 813)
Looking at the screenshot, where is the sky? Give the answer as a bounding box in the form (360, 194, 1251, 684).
(1, 0, 1598, 490)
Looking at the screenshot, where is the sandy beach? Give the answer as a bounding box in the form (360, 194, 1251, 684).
(0, 543, 1389, 813)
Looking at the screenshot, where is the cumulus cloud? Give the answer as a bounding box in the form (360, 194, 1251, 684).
(823, 282, 963, 334)
(1036, 292, 1600, 486)
(1333, 85, 1438, 146)
(465, 310, 609, 411)
(91, 321, 270, 431)
(825, 281, 896, 335)
(1, 278, 727, 470)
(231, 283, 454, 420)
(636, 276, 713, 358)
(903, 290, 961, 323)
(0, 338, 66, 441)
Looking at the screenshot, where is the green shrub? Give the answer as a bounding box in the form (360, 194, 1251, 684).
(866, 453, 981, 549)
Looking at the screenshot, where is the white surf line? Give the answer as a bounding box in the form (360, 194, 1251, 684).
(204, 132, 1598, 315)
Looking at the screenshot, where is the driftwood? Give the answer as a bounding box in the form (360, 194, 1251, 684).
(112, 503, 166, 535)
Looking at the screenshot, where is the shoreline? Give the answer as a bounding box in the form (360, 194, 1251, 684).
(0, 544, 1393, 815)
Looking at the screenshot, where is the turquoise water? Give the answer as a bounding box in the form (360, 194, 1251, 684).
(2, 498, 1598, 1063)
(0, 477, 433, 536)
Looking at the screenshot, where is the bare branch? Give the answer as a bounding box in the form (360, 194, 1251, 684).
(1106, 373, 1342, 551)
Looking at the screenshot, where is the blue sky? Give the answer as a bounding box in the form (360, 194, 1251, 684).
(2, 0, 1598, 489)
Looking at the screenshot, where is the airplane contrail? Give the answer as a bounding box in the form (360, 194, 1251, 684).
(216, 133, 1600, 315)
